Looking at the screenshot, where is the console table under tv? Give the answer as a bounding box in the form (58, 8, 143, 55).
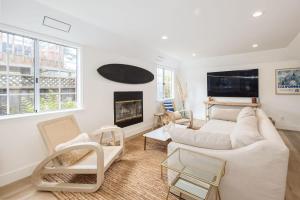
(203, 101, 261, 121)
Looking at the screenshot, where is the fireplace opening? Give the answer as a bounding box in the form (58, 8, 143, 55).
(114, 92, 143, 127)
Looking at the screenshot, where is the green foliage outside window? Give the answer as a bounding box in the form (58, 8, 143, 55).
(40, 95, 59, 112)
(62, 101, 77, 109)
(20, 94, 76, 113)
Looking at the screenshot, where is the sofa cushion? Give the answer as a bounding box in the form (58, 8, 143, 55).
(200, 119, 236, 135)
(230, 115, 263, 148)
(211, 108, 241, 122)
(169, 127, 232, 150)
(237, 107, 256, 121)
(55, 133, 92, 166)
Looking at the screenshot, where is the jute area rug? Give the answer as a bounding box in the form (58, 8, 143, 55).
(46, 135, 177, 200)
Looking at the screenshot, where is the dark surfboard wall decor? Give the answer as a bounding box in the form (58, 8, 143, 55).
(97, 64, 154, 84)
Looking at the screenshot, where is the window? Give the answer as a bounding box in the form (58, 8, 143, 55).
(157, 66, 174, 100)
(0, 30, 79, 117)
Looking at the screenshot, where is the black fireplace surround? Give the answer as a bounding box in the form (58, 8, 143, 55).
(114, 91, 143, 127)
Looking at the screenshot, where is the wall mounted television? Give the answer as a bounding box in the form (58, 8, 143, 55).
(207, 69, 259, 97)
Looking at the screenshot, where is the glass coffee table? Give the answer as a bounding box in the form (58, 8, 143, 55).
(161, 148, 226, 200)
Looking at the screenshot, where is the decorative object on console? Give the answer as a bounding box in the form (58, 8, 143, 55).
(114, 91, 143, 128)
(251, 97, 257, 103)
(275, 68, 300, 95)
(97, 64, 154, 84)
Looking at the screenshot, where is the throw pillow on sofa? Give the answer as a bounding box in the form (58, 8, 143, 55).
(237, 107, 256, 121)
(230, 115, 263, 148)
(211, 108, 241, 122)
(169, 127, 232, 150)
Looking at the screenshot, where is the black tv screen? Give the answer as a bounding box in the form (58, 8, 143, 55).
(207, 69, 258, 97)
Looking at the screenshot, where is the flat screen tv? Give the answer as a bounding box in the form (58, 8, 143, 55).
(207, 69, 258, 97)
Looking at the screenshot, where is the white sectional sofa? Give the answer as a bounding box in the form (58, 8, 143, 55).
(168, 108, 289, 200)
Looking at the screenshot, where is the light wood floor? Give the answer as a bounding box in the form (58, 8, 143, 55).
(0, 130, 299, 200)
(279, 130, 300, 200)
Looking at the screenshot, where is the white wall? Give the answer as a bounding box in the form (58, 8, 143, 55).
(181, 48, 300, 131)
(288, 33, 300, 59)
(0, 45, 170, 186)
(0, 0, 180, 186)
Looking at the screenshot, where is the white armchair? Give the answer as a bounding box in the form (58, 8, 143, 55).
(32, 115, 124, 193)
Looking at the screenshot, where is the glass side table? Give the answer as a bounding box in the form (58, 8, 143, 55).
(161, 148, 226, 200)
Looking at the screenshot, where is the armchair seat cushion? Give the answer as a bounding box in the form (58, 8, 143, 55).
(73, 146, 123, 172)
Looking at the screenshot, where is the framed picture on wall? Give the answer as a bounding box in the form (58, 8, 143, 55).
(275, 68, 300, 95)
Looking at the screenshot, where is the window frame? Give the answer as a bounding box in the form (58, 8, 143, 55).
(156, 65, 175, 101)
(0, 29, 82, 120)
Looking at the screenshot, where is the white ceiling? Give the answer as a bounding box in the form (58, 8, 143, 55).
(35, 0, 300, 60)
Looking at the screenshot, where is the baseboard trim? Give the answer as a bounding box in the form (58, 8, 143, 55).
(0, 122, 153, 187)
(0, 161, 39, 187)
(123, 122, 153, 139)
(276, 124, 300, 132)
(125, 128, 152, 142)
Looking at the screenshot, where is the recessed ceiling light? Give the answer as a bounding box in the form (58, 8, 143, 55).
(194, 8, 200, 16)
(161, 35, 168, 40)
(252, 44, 259, 48)
(252, 10, 263, 18)
(192, 53, 197, 57)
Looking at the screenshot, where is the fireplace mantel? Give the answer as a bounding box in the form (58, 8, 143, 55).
(114, 91, 143, 127)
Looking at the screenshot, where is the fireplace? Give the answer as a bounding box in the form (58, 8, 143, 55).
(114, 91, 143, 127)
